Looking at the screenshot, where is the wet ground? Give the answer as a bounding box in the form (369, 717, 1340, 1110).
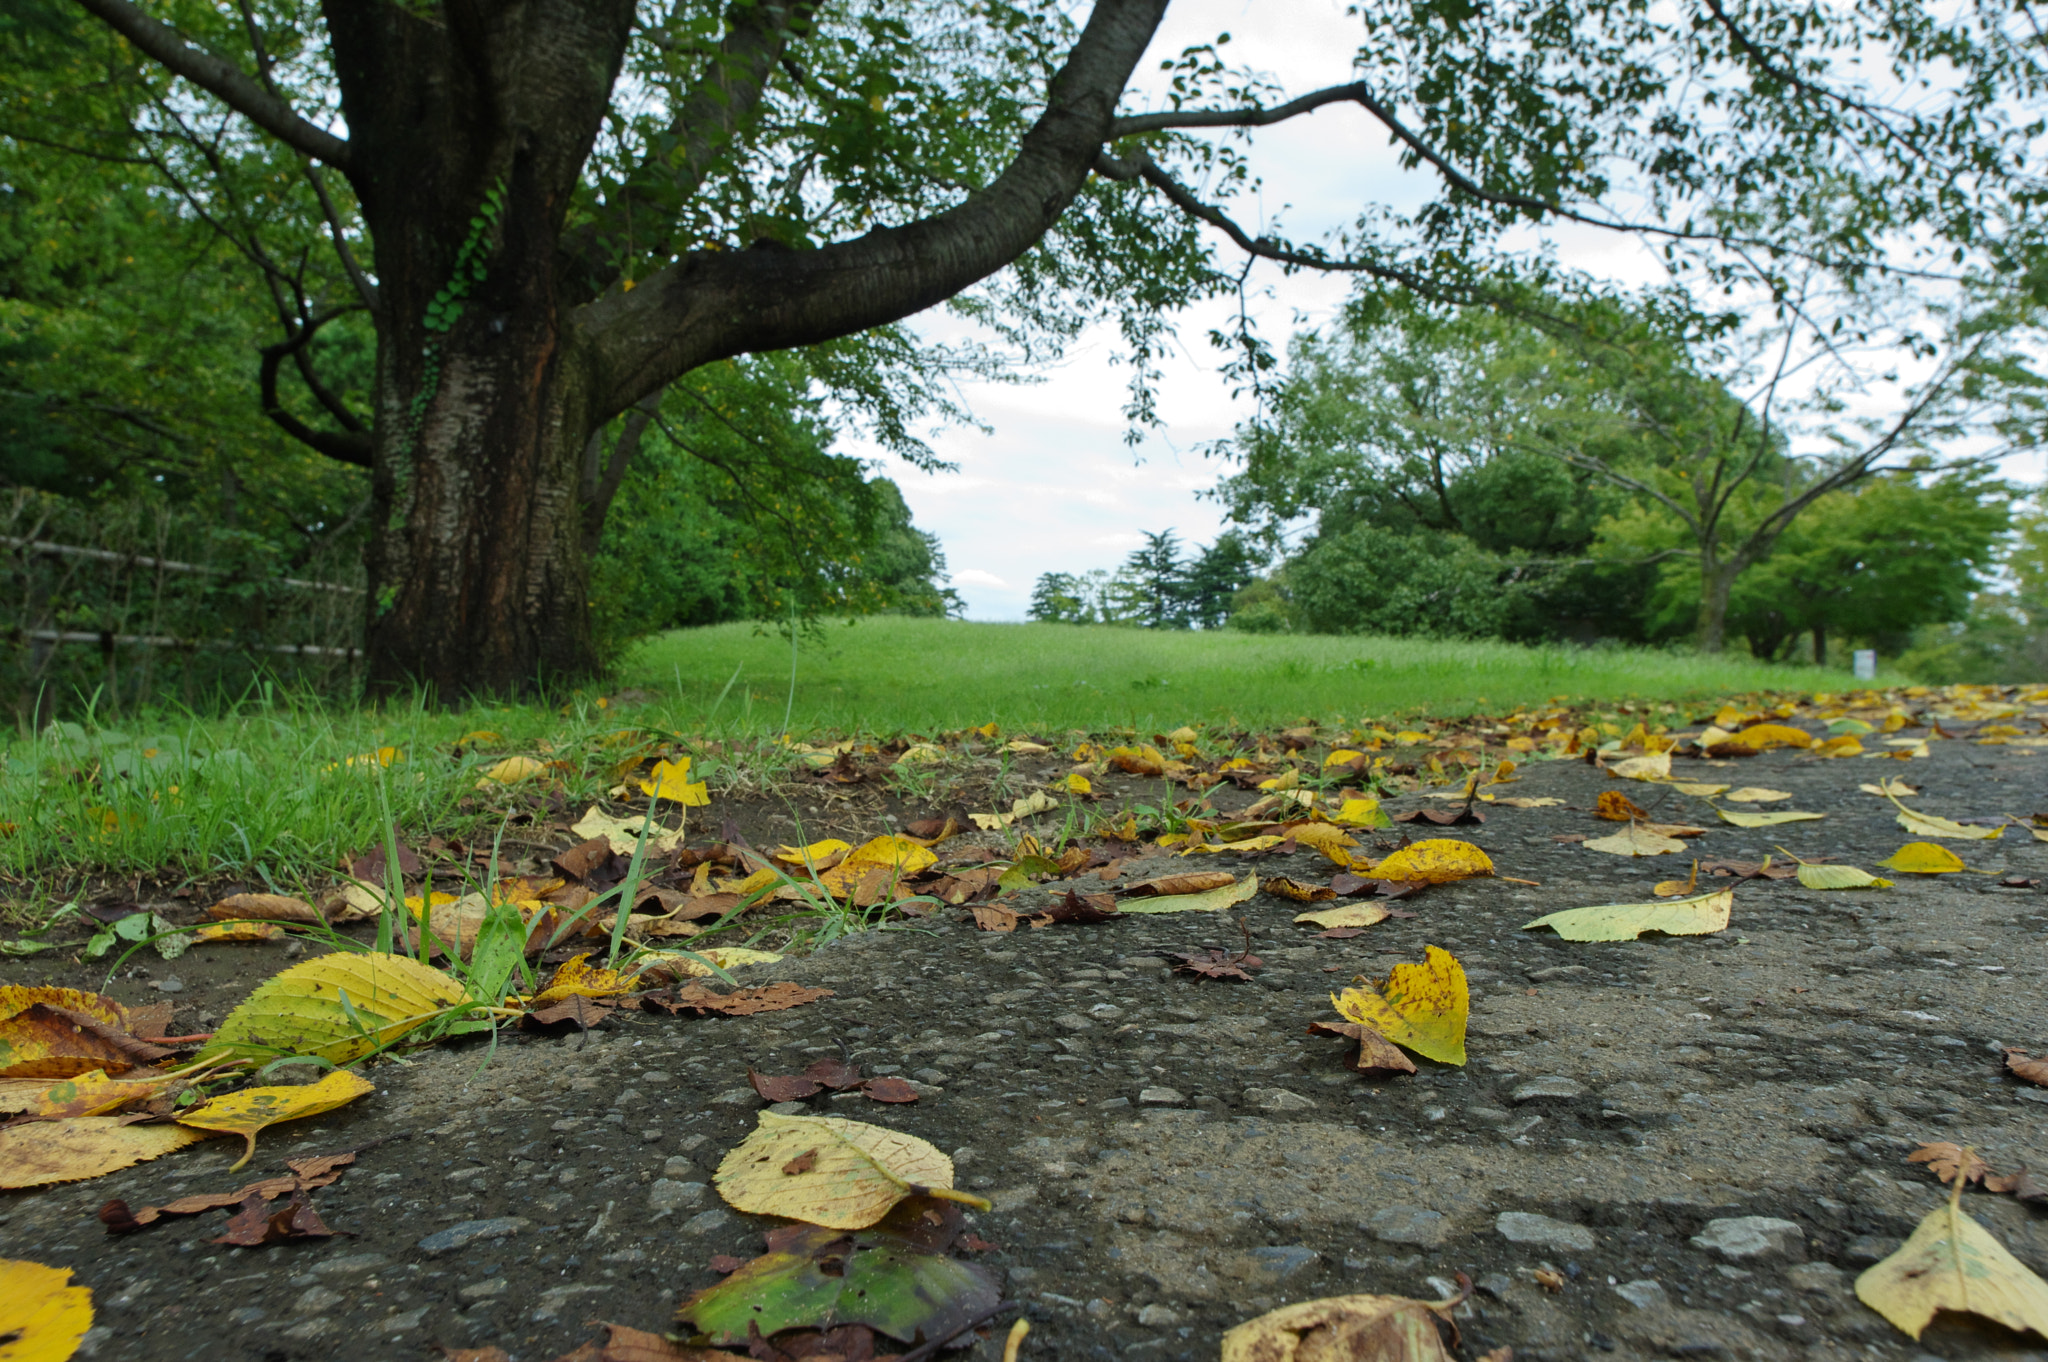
(5, 729, 2047, 1361)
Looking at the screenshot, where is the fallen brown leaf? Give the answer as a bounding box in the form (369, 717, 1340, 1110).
(2006, 1048, 2048, 1086)
(783, 1149, 819, 1175)
(1909, 1142, 1992, 1186)
(860, 1076, 920, 1104)
(1596, 791, 1649, 821)
(1264, 877, 1335, 903)
(1306, 1021, 1418, 1077)
(1170, 947, 1263, 982)
(650, 984, 833, 1017)
(207, 892, 323, 923)
(99, 1151, 357, 1231)
(1985, 1168, 2047, 1203)
(524, 995, 615, 1029)
(750, 1069, 824, 1103)
(970, 905, 1020, 933)
(1392, 805, 1485, 826)
(213, 1189, 341, 1246)
(1035, 891, 1119, 924)
(1126, 871, 1236, 897)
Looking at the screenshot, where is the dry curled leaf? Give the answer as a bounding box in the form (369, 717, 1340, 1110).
(1221, 1281, 1471, 1362)
(1596, 791, 1648, 821)
(2005, 1048, 2048, 1087)
(1909, 1142, 1992, 1186)
(1305, 1021, 1417, 1078)
(1856, 1163, 2048, 1340)
(1330, 946, 1468, 1066)
(713, 1111, 982, 1229)
(650, 983, 834, 1016)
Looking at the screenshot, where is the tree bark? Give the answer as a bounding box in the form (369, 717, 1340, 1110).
(1696, 556, 1738, 653)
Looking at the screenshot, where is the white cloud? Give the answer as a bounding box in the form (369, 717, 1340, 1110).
(950, 568, 1007, 588)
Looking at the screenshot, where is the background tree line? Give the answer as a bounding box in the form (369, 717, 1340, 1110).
(1031, 290, 2045, 681)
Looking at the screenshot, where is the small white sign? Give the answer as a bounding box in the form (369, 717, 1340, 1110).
(1853, 649, 1876, 680)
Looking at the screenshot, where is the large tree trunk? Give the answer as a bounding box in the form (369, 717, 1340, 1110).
(1696, 556, 1739, 654)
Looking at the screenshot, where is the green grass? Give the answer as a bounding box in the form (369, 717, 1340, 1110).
(0, 620, 1871, 893)
(622, 617, 1868, 733)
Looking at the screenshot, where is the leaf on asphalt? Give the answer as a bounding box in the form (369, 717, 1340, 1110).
(0, 1258, 95, 1361)
(632, 947, 783, 981)
(176, 1069, 376, 1171)
(1893, 805, 2005, 840)
(1669, 782, 1730, 797)
(1725, 787, 1792, 803)
(640, 757, 711, 806)
(970, 905, 1019, 933)
(1583, 824, 1688, 857)
(1855, 1167, 2048, 1340)
(1861, 779, 1919, 797)
(571, 806, 686, 855)
(861, 1076, 921, 1104)
(1392, 804, 1485, 826)
(214, 1189, 341, 1247)
(1305, 1021, 1418, 1078)
(651, 983, 833, 1017)
(1036, 891, 1120, 925)
(1366, 839, 1493, 884)
(206, 893, 323, 923)
(677, 1199, 1000, 1347)
(1606, 752, 1671, 780)
(1489, 796, 1565, 808)
(1330, 945, 1468, 1066)
(1596, 791, 1649, 821)
(193, 922, 286, 944)
(1332, 798, 1393, 827)
(1729, 723, 1814, 751)
(1796, 864, 1894, 890)
(1265, 877, 1335, 903)
(527, 953, 638, 1006)
(21, 1069, 174, 1119)
(1909, 1142, 1993, 1187)
(1877, 842, 1967, 874)
(839, 835, 939, 877)
(1652, 861, 1701, 898)
(1814, 734, 1865, 757)
(1170, 946, 1263, 982)
(1119, 875, 1260, 914)
(715, 1111, 986, 1230)
(2005, 1048, 2048, 1087)
(1522, 890, 1732, 942)
(1221, 1286, 1469, 1362)
(195, 952, 466, 1068)
(0, 1117, 214, 1189)
(1716, 807, 1824, 827)
(100, 1151, 356, 1230)
(522, 995, 614, 1030)
(1127, 872, 1236, 897)
(1283, 824, 1359, 864)
(0, 987, 173, 1078)
(1294, 904, 1391, 930)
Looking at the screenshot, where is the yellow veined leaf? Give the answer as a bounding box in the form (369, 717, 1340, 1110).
(895, 743, 943, 765)
(1877, 842, 1967, 874)
(21, 1069, 175, 1118)
(1893, 806, 2004, 840)
(1668, 781, 1730, 797)
(571, 805, 687, 855)
(1596, 790, 1649, 820)
(191, 921, 285, 944)
(1855, 1166, 2048, 1339)
(1119, 875, 1260, 914)
(193, 952, 467, 1067)
(1606, 752, 1671, 781)
(1724, 787, 1792, 803)
(714, 1111, 988, 1230)
(1256, 769, 1301, 792)
(1293, 903, 1391, 930)
(525, 952, 637, 1005)
(1859, 779, 1919, 797)
(0, 1258, 95, 1360)
(772, 839, 852, 869)
(1367, 839, 1494, 884)
(1265, 877, 1334, 903)
(1583, 824, 1688, 857)
(640, 757, 710, 806)
(1522, 889, 1732, 942)
(1064, 772, 1092, 795)
(1322, 749, 1365, 768)
(633, 947, 783, 981)
(175, 1069, 375, 1172)
(1330, 946, 1467, 1065)
(1393, 730, 1431, 744)
(1331, 798, 1392, 828)
(1814, 734, 1864, 757)
(0, 1117, 213, 1189)
(1288, 823, 1360, 865)
(840, 835, 938, 876)
(1000, 739, 1050, 754)
(1728, 723, 1813, 750)
(1653, 861, 1701, 898)
(476, 755, 547, 787)
(1490, 795, 1564, 808)
(1181, 835, 1286, 856)
(1221, 1289, 1468, 1362)
(1716, 807, 1824, 827)
(1796, 864, 1895, 890)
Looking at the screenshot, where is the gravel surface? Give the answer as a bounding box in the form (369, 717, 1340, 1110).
(6, 731, 2047, 1361)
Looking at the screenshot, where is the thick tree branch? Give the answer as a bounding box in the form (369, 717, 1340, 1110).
(72, 0, 352, 168)
(559, 0, 820, 302)
(580, 0, 1172, 417)
(260, 323, 372, 467)
(580, 390, 663, 549)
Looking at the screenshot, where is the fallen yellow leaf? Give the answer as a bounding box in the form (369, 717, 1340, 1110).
(1331, 798, 1392, 828)
(1729, 723, 1813, 750)
(1716, 807, 1824, 827)
(714, 1111, 988, 1229)
(1330, 946, 1467, 1065)
(1522, 889, 1732, 942)
(772, 839, 852, 869)
(640, 757, 711, 806)
(21, 1069, 175, 1118)
(0, 1117, 213, 1189)
(1183, 835, 1287, 856)
(1293, 904, 1391, 930)
(192, 922, 285, 944)
(1877, 842, 1967, 874)
(1814, 734, 1864, 757)
(1288, 823, 1360, 865)
(839, 835, 938, 876)
(571, 805, 687, 855)
(1222, 1288, 1469, 1362)
(1859, 779, 1919, 797)
(1796, 864, 1894, 890)
(1724, 787, 1792, 803)
(1065, 772, 1092, 795)
(1652, 861, 1700, 898)
(1669, 781, 1730, 797)
(633, 947, 783, 980)
(477, 755, 547, 787)
(176, 1069, 375, 1171)
(1893, 805, 2004, 840)
(1583, 824, 1688, 857)
(1855, 1160, 2048, 1339)
(1490, 796, 1564, 808)
(0, 1258, 95, 1358)
(527, 952, 638, 1005)
(193, 952, 466, 1067)
(1119, 875, 1260, 914)
(1368, 839, 1493, 883)
(1606, 752, 1671, 781)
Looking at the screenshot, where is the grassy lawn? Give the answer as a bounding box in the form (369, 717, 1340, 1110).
(0, 620, 1864, 893)
(624, 617, 1856, 732)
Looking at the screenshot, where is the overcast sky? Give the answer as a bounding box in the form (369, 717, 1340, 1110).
(855, 1, 2023, 621)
